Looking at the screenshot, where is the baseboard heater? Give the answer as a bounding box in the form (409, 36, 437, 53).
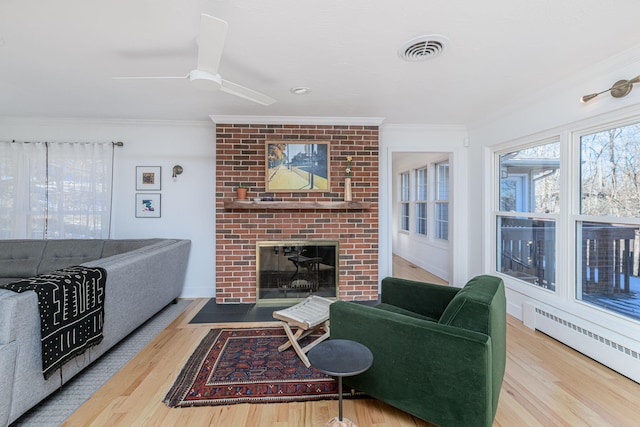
(523, 302, 640, 384)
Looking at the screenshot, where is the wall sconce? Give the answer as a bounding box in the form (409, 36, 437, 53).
(581, 75, 640, 103)
(172, 165, 183, 181)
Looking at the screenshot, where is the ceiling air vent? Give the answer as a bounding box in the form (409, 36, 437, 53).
(398, 35, 449, 61)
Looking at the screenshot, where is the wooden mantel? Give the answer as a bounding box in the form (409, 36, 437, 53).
(223, 200, 371, 210)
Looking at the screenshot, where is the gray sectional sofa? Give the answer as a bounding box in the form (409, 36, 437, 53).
(0, 238, 191, 426)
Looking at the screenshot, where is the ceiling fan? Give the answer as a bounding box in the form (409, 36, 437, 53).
(114, 14, 276, 106)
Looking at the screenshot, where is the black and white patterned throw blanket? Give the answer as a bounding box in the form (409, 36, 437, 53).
(0, 266, 107, 379)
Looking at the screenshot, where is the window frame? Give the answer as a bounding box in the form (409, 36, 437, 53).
(493, 137, 561, 292)
(571, 118, 640, 320)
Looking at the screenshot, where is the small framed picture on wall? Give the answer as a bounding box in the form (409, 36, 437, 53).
(136, 166, 161, 190)
(135, 193, 161, 218)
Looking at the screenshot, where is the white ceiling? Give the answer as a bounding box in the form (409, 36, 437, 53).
(2, 0, 640, 125)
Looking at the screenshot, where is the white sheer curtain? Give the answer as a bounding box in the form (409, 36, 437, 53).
(0, 141, 113, 239)
(0, 142, 47, 239)
(46, 142, 113, 238)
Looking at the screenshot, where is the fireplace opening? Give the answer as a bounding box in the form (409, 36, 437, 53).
(256, 240, 338, 303)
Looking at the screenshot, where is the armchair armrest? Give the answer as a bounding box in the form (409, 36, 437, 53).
(381, 276, 460, 319)
(330, 301, 494, 427)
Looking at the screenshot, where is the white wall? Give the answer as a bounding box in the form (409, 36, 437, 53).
(379, 124, 469, 287)
(391, 152, 451, 281)
(0, 117, 217, 298)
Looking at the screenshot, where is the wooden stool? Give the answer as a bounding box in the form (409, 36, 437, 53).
(272, 295, 334, 367)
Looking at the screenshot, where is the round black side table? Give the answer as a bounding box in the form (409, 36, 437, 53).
(307, 339, 373, 425)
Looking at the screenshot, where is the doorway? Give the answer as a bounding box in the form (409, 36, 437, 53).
(390, 151, 452, 283)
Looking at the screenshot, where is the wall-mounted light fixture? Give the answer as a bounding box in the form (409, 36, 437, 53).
(172, 165, 183, 181)
(581, 75, 640, 103)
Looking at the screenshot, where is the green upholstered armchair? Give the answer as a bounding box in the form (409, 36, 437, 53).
(330, 275, 506, 427)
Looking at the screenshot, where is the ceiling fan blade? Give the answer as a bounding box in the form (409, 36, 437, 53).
(197, 14, 228, 75)
(220, 79, 276, 106)
(112, 76, 188, 80)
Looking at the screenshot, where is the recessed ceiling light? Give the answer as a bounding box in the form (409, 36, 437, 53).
(290, 86, 311, 95)
(398, 34, 449, 61)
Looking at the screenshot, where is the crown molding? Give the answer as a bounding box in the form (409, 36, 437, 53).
(0, 116, 214, 128)
(209, 115, 385, 126)
(380, 123, 468, 132)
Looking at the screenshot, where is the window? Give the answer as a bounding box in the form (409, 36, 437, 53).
(416, 167, 428, 235)
(576, 122, 640, 321)
(496, 141, 559, 290)
(0, 141, 114, 239)
(435, 162, 449, 240)
(400, 171, 410, 232)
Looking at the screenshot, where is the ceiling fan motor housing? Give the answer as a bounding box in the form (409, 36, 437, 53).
(189, 69, 223, 91)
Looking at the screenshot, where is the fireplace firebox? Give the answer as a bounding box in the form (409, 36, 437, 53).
(256, 240, 338, 302)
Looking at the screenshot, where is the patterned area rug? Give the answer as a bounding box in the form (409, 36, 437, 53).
(163, 327, 366, 407)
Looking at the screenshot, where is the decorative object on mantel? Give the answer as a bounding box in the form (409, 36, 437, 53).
(344, 155, 353, 202)
(580, 74, 640, 103)
(236, 183, 248, 200)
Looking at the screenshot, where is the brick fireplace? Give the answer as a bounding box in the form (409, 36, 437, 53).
(215, 122, 379, 304)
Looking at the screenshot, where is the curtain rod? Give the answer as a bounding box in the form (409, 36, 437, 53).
(5, 140, 124, 146)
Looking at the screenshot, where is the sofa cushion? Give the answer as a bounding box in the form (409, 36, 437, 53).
(101, 239, 162, 258)
(374, 302, 438, 322)
(0, 240, 47, 278)
(37, 240, 105, 274)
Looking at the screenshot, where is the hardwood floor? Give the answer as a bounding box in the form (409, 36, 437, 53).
(391, 254, 448, 285)
(63, 259, 640, 427)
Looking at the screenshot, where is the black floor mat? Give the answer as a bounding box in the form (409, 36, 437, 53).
(190, 298, 379, 324)
(190, 300, 290, 323)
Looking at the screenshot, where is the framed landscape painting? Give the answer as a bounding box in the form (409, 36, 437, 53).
(265, 141, 330, 192)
